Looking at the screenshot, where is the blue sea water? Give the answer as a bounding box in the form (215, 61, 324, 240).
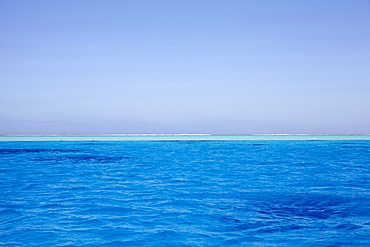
(1, 137, 370, 246)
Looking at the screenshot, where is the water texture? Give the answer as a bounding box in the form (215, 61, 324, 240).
(1, 140, 370, 246)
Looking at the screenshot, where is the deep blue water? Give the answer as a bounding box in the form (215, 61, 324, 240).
(1, 140, 370, 246)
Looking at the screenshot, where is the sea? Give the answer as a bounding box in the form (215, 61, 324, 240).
(1, 135, 370, 246)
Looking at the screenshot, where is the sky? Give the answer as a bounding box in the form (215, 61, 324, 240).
(1, 0, 369, 135)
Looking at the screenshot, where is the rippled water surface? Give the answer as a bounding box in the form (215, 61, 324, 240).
(1, 139, 370, 246)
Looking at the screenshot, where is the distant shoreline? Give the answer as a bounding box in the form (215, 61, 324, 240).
(1, 134, 370, 141)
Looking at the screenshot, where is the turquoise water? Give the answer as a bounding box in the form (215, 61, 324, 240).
(1, 136, 370, 246)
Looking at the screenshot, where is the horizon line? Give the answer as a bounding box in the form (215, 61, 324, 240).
(1, 134, 370, 137)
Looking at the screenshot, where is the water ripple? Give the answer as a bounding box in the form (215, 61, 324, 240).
(1, 140, 370, 246)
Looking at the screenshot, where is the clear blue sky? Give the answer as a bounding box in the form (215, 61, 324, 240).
(1, 0, 369, 135)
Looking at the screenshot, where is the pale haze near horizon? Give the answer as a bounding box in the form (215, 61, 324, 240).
(1, 0, 369, 135)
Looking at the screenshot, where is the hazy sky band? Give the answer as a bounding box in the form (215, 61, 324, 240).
(2, 135, 370, 142)
(1, 0, 369, 134)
